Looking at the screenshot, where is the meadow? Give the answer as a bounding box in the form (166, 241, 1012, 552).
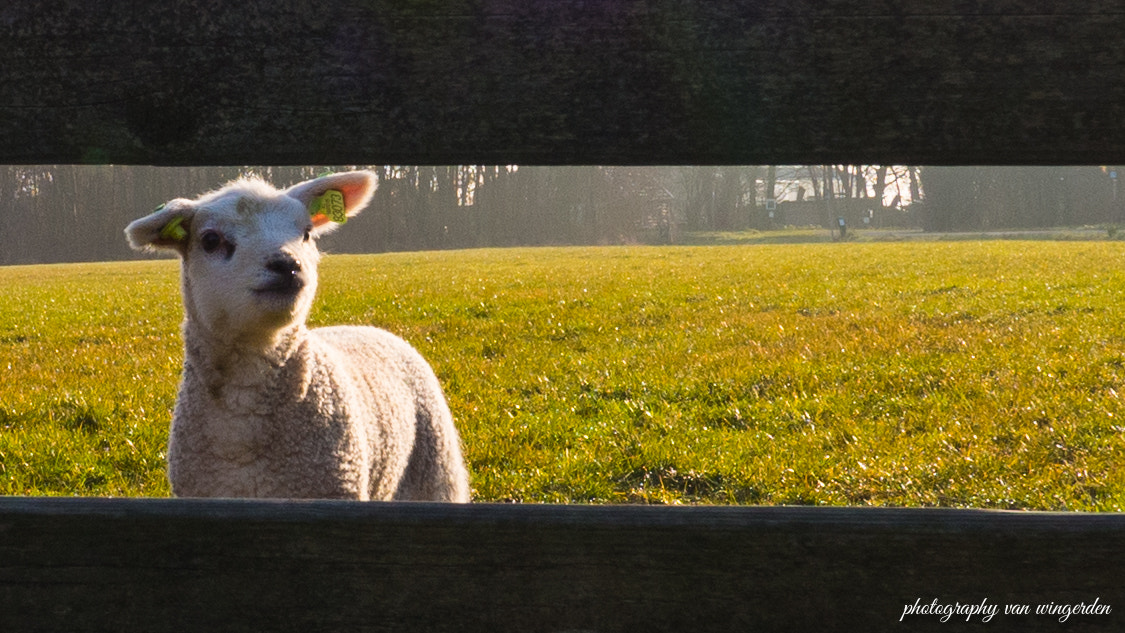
(2, 240, 1125, 509)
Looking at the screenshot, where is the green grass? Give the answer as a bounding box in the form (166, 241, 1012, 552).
(3, 242, 1125, 509)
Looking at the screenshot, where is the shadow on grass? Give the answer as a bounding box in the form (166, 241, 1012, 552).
(679, 227, 1120, 246)
(678, 229, 835, 246)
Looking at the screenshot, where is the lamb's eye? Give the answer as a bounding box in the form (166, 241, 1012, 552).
(200, 230, 221, 253)
(303, 226, 313, 242)
(200, 230, 228, 256)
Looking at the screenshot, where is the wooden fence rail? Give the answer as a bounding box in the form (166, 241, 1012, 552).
(2, 498, 1124, 632)
(4, 1, 1125, 166)
(4, 1, 1125, 631)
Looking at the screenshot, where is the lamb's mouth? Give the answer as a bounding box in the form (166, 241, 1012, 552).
(253, 276, 305, 299)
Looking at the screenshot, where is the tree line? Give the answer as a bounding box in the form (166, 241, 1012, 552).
(0, 165, 1117, 265)
(918, 166, 1120, 232)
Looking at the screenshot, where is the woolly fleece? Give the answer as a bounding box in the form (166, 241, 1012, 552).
(125, 171, 470, 501)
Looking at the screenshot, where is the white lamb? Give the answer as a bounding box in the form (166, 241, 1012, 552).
(125, 170, 470, 502)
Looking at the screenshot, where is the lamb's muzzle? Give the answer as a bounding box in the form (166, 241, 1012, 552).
(258, 254, 305, 295)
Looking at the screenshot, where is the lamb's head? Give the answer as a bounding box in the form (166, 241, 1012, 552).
(126, 171, 376, 348)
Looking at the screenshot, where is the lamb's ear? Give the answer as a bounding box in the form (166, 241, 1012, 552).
(124, 199, 195, 256)
(285, 170, 377, 233)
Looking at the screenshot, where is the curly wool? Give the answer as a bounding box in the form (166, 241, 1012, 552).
(126, 171, 470, 501)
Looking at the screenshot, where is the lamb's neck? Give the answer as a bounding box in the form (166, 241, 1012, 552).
(182, 321, 311, 399)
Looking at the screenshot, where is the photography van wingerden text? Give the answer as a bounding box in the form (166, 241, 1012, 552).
(900, 597, 1111, 623)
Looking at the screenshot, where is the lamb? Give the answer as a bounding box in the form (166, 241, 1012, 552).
(125, 171, 470, 502)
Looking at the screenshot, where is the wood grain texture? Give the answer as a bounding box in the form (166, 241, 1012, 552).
(2, 498, 1123, 632)
(4, 1, 1125, 165)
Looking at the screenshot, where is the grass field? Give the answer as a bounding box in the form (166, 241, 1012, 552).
(3, 241, 1125, 509)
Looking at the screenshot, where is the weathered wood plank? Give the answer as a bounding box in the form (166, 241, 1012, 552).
(4, 1, 1125, 165)
(1, 498, 1123, 632)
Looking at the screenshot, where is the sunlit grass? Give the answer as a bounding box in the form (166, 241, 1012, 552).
(3, 241, 1125, 508)
(0, 261, 180, 496)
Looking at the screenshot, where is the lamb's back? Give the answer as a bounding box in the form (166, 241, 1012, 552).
(309, 325, 438, 398)
(310, 325, 469, 501)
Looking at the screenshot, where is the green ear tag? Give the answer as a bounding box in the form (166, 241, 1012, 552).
(159, 216, 187, 242)
(310, 189, 347, 224)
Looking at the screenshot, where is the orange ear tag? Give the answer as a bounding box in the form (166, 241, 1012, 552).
(309, 190, 347, 224)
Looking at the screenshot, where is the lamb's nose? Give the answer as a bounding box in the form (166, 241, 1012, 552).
(266, 254, 302, 276)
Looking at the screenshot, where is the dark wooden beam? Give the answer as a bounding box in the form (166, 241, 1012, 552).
(4, 1, 1125, 166)
(2, 498, 1123, 632)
